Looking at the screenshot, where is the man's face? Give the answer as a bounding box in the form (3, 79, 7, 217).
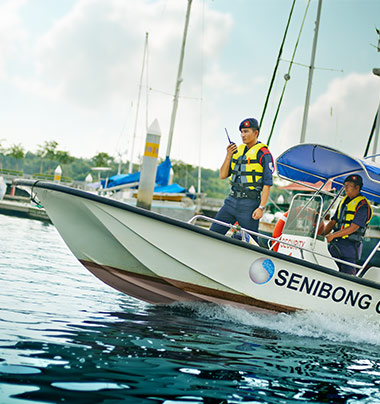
(344, 181, 360, 198)
(240, 128, 258, 144)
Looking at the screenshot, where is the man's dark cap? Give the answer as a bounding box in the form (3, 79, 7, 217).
(344, 174, 363, 188)
(239, 118, 260, 131)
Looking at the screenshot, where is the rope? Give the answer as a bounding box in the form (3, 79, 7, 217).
(260, 0, 296, 129)
(266, 0, 311, 146)
(30, 180, 43, 208)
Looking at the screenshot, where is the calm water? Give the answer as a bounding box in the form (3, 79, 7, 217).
(1, 214, 380, 404)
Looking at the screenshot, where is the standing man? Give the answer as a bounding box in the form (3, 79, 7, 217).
(210, 118, 274, 242)
(324, 174, 373, 275)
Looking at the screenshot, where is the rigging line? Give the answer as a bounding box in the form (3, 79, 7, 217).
(148, 87, 202, 100)
(260, 0, 296, 129)
(115, 100, 132, 155)
(198, 0, 206, 194)
(129, 32, 149, 174)
(280, 58, 343, 72)
(266, 0, 311, 146)
(364, 111, 379, 157)
(146, 32, 149, 131)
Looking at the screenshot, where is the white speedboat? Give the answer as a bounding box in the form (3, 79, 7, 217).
(14, 144, 380, 318)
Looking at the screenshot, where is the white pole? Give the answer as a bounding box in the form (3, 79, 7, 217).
(129, 32, 149, 174)
(197, 0, 205, 195)
(137, 119, 161, 210)
(371, 101, 380, 162)
(165, 0, 192, 158)
(54, 165, 62, 182)
(300, 0, 322, 143)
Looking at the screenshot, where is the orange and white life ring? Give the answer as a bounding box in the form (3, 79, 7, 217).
(271, 210, 325, 252)
(272, 211, 288, 252)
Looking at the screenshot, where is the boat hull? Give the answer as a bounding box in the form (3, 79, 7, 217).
(17, 180, 380, 318)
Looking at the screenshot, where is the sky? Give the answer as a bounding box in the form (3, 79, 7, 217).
(1, 0, 380, 173)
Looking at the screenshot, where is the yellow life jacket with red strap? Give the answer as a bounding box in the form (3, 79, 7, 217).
(334, 195, 373, 241)
(230, 142, 269, 191)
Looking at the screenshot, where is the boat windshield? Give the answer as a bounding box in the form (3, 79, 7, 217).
(283, 194, 323, 238)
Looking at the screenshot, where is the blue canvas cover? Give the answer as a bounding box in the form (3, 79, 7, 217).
(155, 156, 171, 187)
(101, 157, 187, 194)
(154, 183, 185, 193)
(276, 144, 380, 203)
(104, 172, 140, 188)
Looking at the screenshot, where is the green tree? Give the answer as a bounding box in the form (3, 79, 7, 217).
(37, 140, 58, 160)
(91, 152, 114, 167)
(0, 139, 5, 169)
(55, 150, 75, 165)
(0, 141, 231, 199)
(0, 139, 5, 155)
(7, 143, 25, 171)
(36, 140, 59, 173)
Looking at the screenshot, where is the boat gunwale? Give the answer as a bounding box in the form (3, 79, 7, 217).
(14, 178, 380, 291)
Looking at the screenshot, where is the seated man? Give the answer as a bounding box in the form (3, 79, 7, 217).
(324, 174, 372, 275)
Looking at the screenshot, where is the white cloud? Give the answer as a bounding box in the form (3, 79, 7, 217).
(204, 64, 248, 95)
(274, 73, 380, 160)
(0, 0, 27, 80)
(5, 0, 236, 169)
(25, 0, 233, 109)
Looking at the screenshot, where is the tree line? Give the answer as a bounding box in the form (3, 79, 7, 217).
(0, 140, 230, 198)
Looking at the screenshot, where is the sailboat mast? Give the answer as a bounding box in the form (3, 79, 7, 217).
(129, 32, 149, 174)
(371, 66, 380, 161)
(165, 0, 192, 159)
(300, 0, 322, 143)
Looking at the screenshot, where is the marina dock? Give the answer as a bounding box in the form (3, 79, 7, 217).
(0, 195, 51, 223)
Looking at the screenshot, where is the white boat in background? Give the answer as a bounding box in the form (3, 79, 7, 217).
(106, 189, 198, 222)
(14, 144, 380, 319)
(98, 157, 198, 222)
(0, 177, 6, 200)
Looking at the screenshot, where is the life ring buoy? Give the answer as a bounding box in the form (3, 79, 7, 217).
(271, 210, 325, 252)
(316, 219, 325, 236)
(272, 211, 288, 252)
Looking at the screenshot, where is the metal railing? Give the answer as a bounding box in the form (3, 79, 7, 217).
(188, 215, 380, 278)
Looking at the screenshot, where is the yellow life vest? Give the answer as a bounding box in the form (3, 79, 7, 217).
(335, 195, 373, 240)
(230, 142, 269, 191)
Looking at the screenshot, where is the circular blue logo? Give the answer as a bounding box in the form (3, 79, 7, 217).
(249, 258, 275, 284)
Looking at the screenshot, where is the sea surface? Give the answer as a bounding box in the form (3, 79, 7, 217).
(1, 214, 380, 404)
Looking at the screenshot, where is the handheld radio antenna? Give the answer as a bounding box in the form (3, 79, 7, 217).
(225, 128, 232, 144)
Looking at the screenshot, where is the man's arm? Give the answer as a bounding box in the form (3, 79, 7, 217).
(324, 219, 336, 236)
(252, 185, 270, 220)
(326, 223, 360, 243)
(252, 150, 273, 220)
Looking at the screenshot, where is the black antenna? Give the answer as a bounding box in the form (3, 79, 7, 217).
(225, 128, 232, 144)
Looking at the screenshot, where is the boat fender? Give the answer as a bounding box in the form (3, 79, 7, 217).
(272, 211, 288, 252)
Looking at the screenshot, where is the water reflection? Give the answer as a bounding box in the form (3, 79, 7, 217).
(2, 302, 380, 403)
